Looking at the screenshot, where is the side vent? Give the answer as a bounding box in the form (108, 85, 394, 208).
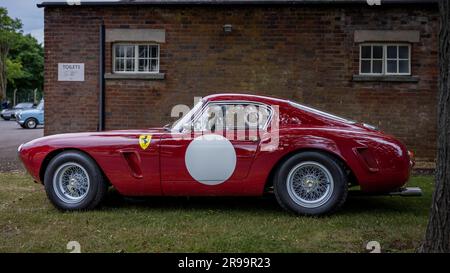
(354, 147, 379, 173)
(120, 150, 143, 179)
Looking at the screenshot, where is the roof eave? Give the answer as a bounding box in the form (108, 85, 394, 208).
(37, 0, 439, 8)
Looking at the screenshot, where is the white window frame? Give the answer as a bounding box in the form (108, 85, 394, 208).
(385, 44, 411, 76)
(113, 43, 160, 74)
(359, 43, 411, 76)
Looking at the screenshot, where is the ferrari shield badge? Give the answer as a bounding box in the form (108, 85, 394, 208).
(139, 135, 152, 150)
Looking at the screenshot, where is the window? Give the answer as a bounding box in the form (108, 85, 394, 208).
(289, 101, 356, 124)
(360, 44, 411, 75)
(113, 44, 159, 73)
(386, 45, 410, 75)
(36, 100, 44, 111)
(192, 102, 272, 132)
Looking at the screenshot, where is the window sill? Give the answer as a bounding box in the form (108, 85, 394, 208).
(104, 73, 165, 80)
(352, 75, 419, 83)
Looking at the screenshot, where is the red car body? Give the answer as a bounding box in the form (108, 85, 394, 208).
(19, 94, 414, 198)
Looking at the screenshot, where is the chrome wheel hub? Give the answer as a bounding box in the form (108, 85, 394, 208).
(304, 179, 317, 191)
(53, 162, 90, 204)
(286, 161, 334, 208)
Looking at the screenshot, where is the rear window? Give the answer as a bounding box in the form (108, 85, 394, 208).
(289, 101, 356, 124)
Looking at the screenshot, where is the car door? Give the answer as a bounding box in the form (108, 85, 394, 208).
(160, 101, 272, 195)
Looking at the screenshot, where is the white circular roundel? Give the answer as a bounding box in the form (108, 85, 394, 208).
(185, 134, 237, 185)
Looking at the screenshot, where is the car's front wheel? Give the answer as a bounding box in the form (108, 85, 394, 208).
(274, 151, 348, 216)
(44, 151, 108, 211)
(24, 118, 38, 129)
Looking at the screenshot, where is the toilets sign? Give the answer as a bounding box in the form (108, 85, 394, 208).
(58, 63, 85, 81)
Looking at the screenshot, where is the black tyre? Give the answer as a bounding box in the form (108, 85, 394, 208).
(2, 117, 10, 121)
(274, 151, 348, 216)
(25, 118, 38, 129)
(44, 151, 108, 211)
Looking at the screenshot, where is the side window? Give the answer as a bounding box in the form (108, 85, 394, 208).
(193, 103, 272, 132)
(194, 104, 224, 132)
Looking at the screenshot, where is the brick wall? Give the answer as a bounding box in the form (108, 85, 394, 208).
(44, 5, 439, 164)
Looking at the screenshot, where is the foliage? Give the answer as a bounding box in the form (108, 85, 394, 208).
(0, 7, 22, 100)
(7, 33, 44, 101)
(6, 58, 26, 86)
(0, 7, 43, 102)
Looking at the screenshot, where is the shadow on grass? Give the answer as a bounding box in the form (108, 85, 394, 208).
(103, 189, 282, 213)
(341, 195, 429, 216)
(101, 188, 430, 216)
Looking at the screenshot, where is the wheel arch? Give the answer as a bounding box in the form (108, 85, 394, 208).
(39, 148, 110, 185)
(263, 148, 358, 192)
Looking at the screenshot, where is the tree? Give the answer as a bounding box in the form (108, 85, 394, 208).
(0, 7, 22, 101)
(8, 33, 44, 97)
(419, 0, 450, 253)
(6, 58, 26, 88)
(0, 7, 43, 103)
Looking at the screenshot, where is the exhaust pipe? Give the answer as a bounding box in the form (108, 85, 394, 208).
(389, 187, 423, 197)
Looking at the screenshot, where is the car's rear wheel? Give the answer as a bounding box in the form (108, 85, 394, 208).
(2, 116, 10, 121)
(44, 151, 108, 211)
(25, 118, 37, 129)
(274, 151, 348, 216)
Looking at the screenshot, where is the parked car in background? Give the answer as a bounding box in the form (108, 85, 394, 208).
(16, 100, 44, 129)
(1, 102, 34, 120)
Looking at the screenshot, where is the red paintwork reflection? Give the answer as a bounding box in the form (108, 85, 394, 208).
(19, 94, 412, 196)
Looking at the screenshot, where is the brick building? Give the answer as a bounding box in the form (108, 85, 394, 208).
(38, 0, 439, 167)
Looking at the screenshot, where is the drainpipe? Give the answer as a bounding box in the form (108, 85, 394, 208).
(98, 22, 105, 131)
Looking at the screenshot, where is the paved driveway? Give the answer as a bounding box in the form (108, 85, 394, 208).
(0, 120, 43, 171)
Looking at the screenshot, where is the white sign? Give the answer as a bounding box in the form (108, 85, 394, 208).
(58, 63, 85, 81)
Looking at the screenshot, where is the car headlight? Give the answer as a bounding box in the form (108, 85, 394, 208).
(1, 109, 5, 114)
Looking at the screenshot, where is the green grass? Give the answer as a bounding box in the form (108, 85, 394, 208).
(0, 172, 434, 253)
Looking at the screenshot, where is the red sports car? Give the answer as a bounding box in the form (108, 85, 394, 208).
(18, 94, 421, 215)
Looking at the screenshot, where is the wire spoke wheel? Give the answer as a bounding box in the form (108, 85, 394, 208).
(286, 161, 334, 208)
(53, 162, 90, 204)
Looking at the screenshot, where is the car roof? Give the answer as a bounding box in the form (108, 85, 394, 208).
(204, 93, 290, 105)
(16, 102, 33, 106)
